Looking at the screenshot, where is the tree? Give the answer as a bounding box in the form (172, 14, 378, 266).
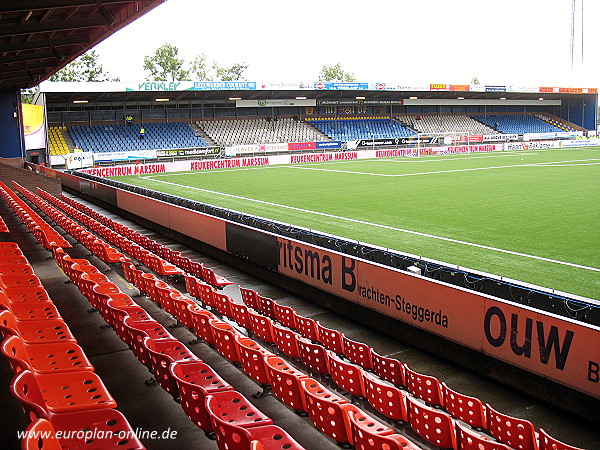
(189, 54, 211, 80)
(49, 50, 118, 82)
(143, 44, 189, 81)
(318, 63, 356, 82)
(215, 62, 248, 81)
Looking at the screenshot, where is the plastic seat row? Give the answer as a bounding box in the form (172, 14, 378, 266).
(41, 189, 234, 288)
(36, 188, 185, 278)
(50, 243, 303, 450)
(12, 182, 128, 266)
(127, 264, 421, 449)
(0, 214, 8, 233)
(0, 244, 144, 449)
(233, 286, 582, 450)
(0, 182, 70, 250)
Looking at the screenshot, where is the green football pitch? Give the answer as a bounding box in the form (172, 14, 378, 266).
(112, 147, 600, 300)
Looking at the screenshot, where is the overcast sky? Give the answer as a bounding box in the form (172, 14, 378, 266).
(94, 0, 598, 88)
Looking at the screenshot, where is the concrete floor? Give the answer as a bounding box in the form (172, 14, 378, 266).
(1, 192, 598, 450)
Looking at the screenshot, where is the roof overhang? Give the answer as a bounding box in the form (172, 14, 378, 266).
(0, 0, 165, 89)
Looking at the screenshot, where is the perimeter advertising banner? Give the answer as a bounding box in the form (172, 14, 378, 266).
(21, 103, 46, 150)
(276, 237, 600, 398)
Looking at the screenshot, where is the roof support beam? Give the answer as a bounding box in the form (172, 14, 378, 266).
(0, 0, 132, 13)
(0, 17, 113, 37)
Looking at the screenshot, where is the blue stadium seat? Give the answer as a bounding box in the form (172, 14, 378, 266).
(67, 122, 208, 153)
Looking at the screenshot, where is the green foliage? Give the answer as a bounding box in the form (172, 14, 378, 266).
(189, 54, 210, 80)
(143, 44, 190, 81)
(145, 45, 248, 81)
(20, 88, 35, 104)
(215, 62, 249, 81)
(318, 63, 356, 82)
(49, 50, 119, 82)
(113, 148, 600, 299)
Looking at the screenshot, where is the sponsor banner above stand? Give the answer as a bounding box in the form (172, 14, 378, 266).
(356, 137, 434, 148)
(316, 141, 342, 149)
(156, 148, 221, 158)
(314, 82, 369, 90)
(318, 99, 403, 105)
(523, 131, 584, 141)
(194, 81, 257, 90)
(504, 141, 559, 151)
(483, 134, 519, 142)
(93, 150, 157, 162)
(225, 142, 288, 157)
(560, 138, 600, 147)
(64, 151, 94, 170)
(236, 99, 316, 107)
(485, 85, 507, 92)
(225, 141, 342, 156)
(126, 81, 194, 91)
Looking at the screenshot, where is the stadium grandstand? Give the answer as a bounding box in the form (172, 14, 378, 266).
(1, 2, 599, 449)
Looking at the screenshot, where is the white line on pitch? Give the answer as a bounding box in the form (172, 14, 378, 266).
(139, 176, 600, 273)
(289, 158, 600, 177)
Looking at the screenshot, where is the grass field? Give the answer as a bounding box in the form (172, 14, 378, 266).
(112, 147, 600, 300)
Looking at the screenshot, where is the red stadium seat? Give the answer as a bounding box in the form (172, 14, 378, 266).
(183, 273, 201, 300)
(271, 321, 301, 359)
(235, 335, 272, 386)
(362, 371, 408, 422)
(0, 311, 76, 345)
(273, 302, 297, 329)
(327, 351, 365, 397)
(229, 301, 253, 331)
(442, 382, 486, 429)
(170, 294, 196, 329)
(21, 418, 62, 450)
(316, 323, 344, 354)
(45, 409, 145, 449)
(204, 390, 273, 428)
(248, 310, 275, 343)
(1, 300, 60, 322)
(294, 315, 319, 342)
(206, 393, 303, 450)
(240, 286, 259, 310)
(188, 305, 217, 345)
(143, 337, 199, 398)
(11, 369, 116, 415)
(370, 348, 405, 386)
(255, 294, 276, 319)
(198, 282, 217, 309)
(404, 364, 444, 406)
(485, 404, 537, 450)
(213, 291, 233, 318)
(170, 360, 233, 432)
(407, 396, 456, 449)
(456, 421, 511, 450)
(209, 319, 241, 363)
(122, 316, 173, 368)
(300, 378, 358, 445)
(1, 335, 93, 375)
(341, 335, 372, 370)
(348, 408, 420, 450)
(538, 428, 584, 450)
(201, 266, 234, 289)
(297, 336, 329, 375)
(264, 355, 309, 412)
